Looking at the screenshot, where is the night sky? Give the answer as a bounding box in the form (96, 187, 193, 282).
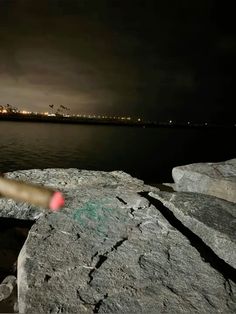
(0, 0, 235, 122)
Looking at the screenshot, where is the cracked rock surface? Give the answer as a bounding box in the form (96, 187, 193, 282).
(0, 169, 236, 313)
(172, 159, 236, 203)
(149, 191, 236, 269)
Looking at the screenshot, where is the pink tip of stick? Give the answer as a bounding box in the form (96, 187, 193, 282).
(49, 192, 65, 212)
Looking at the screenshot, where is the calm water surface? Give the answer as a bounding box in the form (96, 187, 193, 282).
(0, 121, 235, 182)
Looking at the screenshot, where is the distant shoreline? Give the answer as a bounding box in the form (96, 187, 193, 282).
(0, 113, 234, 129)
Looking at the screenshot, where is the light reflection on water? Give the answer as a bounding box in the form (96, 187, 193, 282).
(0, 121, 235, 182)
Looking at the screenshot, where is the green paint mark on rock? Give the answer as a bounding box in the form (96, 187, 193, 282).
(72, 200, 114, 236)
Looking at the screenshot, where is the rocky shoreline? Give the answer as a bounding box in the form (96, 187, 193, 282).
(0, 160, 235, 313)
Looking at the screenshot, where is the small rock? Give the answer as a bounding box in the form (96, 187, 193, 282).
(0, 275, 16, 301)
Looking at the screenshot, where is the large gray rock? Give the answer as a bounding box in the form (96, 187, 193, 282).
(5, 169, 233, 313)
(172, 159, 236, 203)
(149, 191, 236, 269)
(18, 210, 236, 314)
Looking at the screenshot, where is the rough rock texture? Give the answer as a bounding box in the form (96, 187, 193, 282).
(172, 159, 236, 203)
(0, 275, 16, 301)
(149, 191, 236, 269)
(0, 169, 156, 221)
(0, 169, 236, 313)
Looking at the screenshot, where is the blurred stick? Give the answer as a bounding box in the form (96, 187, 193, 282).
(0, 175, 64, 211)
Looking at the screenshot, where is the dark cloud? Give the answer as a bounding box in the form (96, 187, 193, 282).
(0, 0, 235, 121)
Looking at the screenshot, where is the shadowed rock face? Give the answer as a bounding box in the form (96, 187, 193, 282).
(172, 159, 236, 203)
(0, 169, 235, 313)
(0, 217, 34, 313)
(149, 191, 236, 269)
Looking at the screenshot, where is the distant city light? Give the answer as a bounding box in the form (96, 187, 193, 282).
(1, 107, 232, 128)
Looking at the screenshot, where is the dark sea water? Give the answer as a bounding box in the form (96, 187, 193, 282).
(0, 121, 235, 183)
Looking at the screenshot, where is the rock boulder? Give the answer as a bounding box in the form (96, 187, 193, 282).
(172, 159, 236, 203)
(0, 168, 235, 313)
(149, 191, 236, 269)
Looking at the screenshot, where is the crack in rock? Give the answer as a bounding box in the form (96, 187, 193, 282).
(112, 237, 128, 250)
(139, 192, 236, 284)
(129, 208, 135, 218)
(88, 237, 128, 285)
(76, 289, 94, 306)
(42, 224, 55, 241)
(88, 255, 108, 283)
(44, 274, 51, 283)
(93, 293, 108, 313)
(116, 196, 136, 218)
(116, 196, 127, 205)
